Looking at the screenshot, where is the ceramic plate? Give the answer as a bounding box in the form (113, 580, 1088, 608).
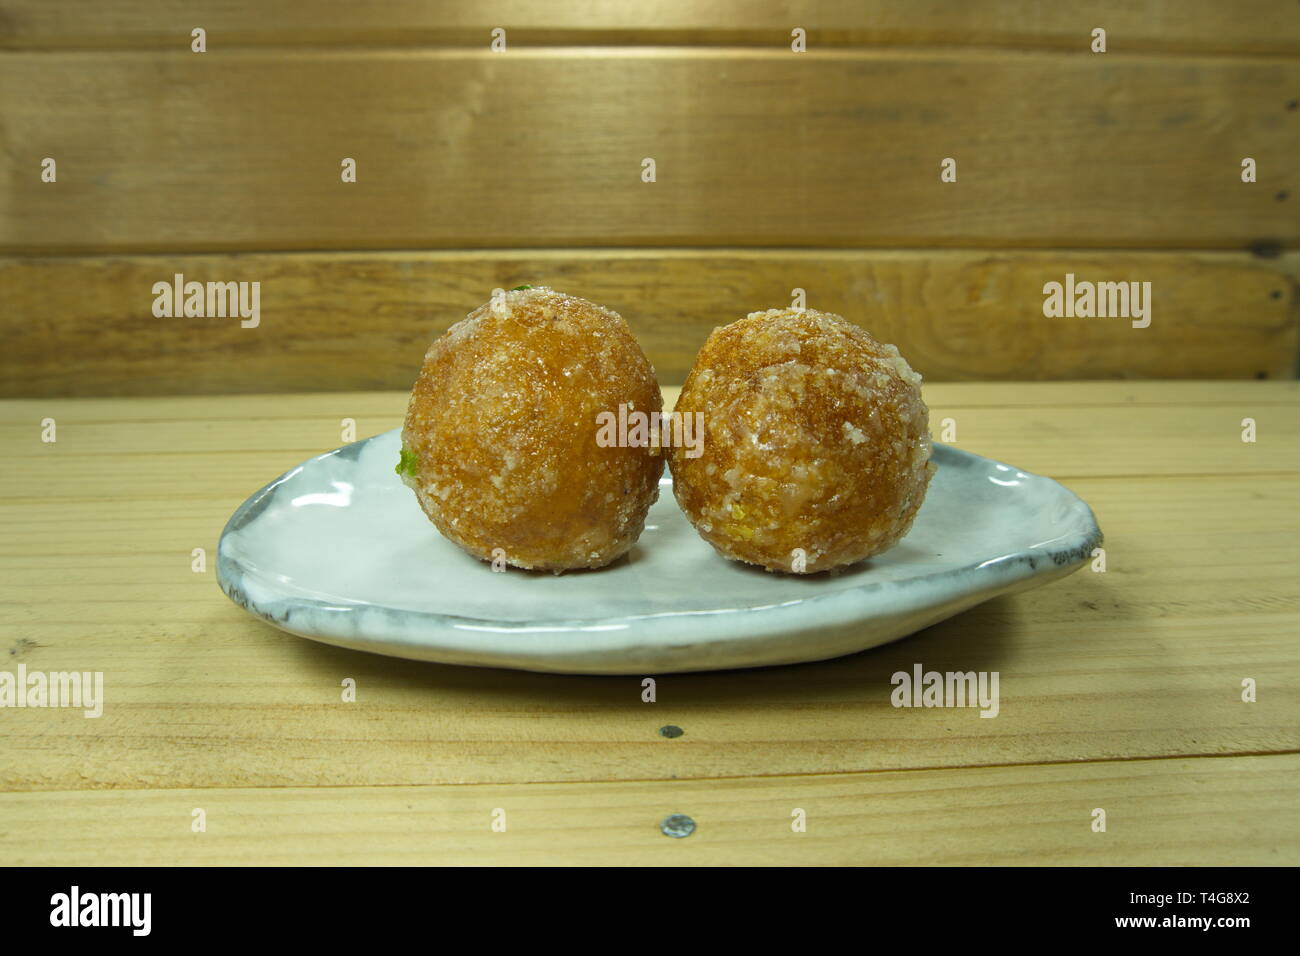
(217, 429, 1101, 674)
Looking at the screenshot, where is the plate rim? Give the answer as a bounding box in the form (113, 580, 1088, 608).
(216, 429, 1104, 639)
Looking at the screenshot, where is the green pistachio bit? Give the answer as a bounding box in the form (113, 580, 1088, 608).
(510, 285, 532, 291)
(395, 447, 419, 478)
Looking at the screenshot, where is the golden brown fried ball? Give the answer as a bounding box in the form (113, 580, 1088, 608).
(668, 308, 934, 574)
(399, 287, 663, 572)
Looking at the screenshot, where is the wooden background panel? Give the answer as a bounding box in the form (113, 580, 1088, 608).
(1, 250, 1295, 397)
(3, 51, 1296, 253)
(4, 755, 1297, 865)
(3, 0, 1299, 55)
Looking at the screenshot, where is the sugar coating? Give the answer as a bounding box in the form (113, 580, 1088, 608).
(669, 308, 935, 573)
(401, 287, 664, 572)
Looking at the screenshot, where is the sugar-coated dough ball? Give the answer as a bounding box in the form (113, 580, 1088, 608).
(400, 287, 663, 572)
(668, 308, 934, 573)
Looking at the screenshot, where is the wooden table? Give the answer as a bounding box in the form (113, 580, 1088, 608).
(2, 381, 1296, 865)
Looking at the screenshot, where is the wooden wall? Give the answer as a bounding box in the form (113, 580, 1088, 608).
(1, 1, 1297, 395)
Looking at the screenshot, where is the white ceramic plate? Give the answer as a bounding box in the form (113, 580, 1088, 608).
(217, 429, 1101, 674)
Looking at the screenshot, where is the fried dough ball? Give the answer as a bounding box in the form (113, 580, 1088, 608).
(668, 308, 934, 574)
(399, 286, 663, 572)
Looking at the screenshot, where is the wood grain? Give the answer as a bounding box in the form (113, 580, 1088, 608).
(1, 251, 1295, 397)
(3, 0, 1297, 867)
(1, 383, 1297, 489)
(3, 0, 1298, 55)
(1, 386, 1296, 794)
(3, 50, 1296, 253)
(3, 755, 1296, 865)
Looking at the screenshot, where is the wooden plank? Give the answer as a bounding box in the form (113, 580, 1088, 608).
(917, 380, 1300, 407)
(1, 251, 1295, 397)
(3, 1, 1298, 55)
(2, 51, 1296, 254)
(1, 382, 1295, 425)
(1, 385, 1296, 791)
(918, 402, 1300, 479)
(0, 386, 1297, 503)
(2, 755, 1296, 865)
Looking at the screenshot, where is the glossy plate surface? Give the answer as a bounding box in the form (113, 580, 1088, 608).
(217, 429, 1101, 674)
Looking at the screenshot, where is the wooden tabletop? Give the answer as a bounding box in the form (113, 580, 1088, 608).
(1, 381, 1296, 865)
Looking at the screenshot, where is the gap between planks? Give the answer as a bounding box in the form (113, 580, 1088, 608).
(4, 748, 1299, 797)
